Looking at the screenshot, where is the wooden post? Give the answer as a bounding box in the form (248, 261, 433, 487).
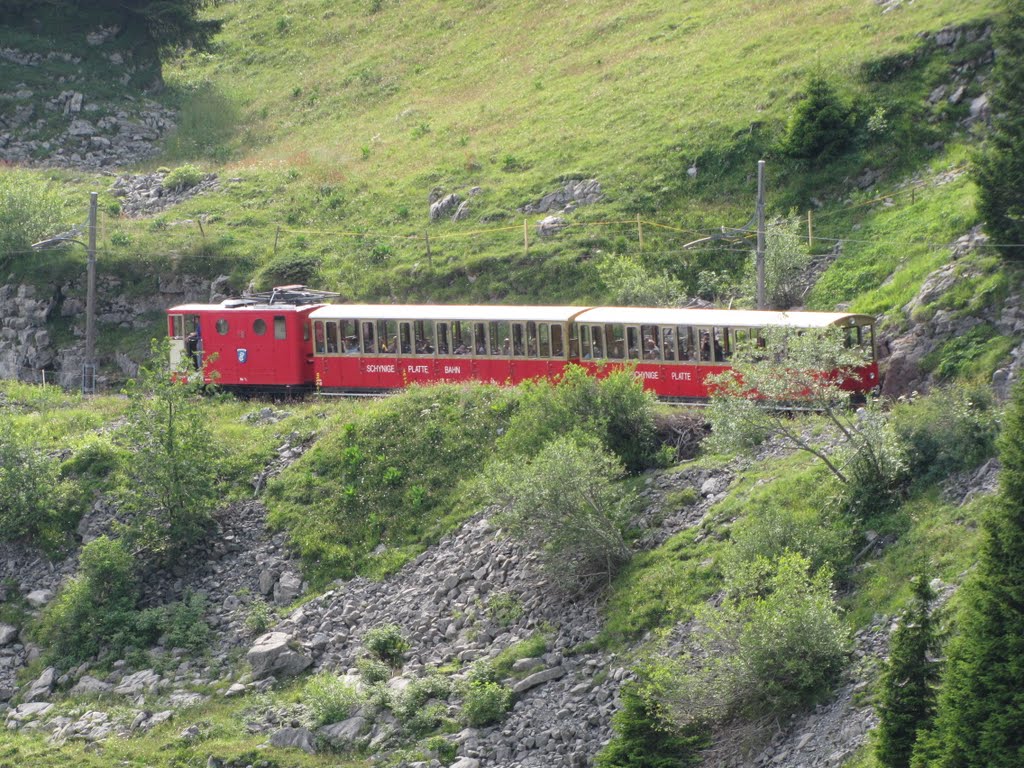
(197, 218, 205, 239)
(425, 231, 432, 270)
(755, 160, 766, 310)
(274, 225, 281, 256)
(807, 209, 813, 248)
(524, 219, 529, 257)
(636, 213, 644, 251)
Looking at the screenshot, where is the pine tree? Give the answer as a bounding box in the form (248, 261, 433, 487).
(974, 0, 1024, 255)
(922, 381, 1024, 767)
(875, 577, 940, 768)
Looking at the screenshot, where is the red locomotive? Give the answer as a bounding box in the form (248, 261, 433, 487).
(167, 287, 878, 398)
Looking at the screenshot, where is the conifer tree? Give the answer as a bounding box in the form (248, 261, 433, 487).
(974, 0, 1024, 255)
(875, 577, 939, 768)
(921, 381, 1024, 767)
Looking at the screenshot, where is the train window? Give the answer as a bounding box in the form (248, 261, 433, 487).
(661, 326, 676, 361)
(733, 328, 749, 350)
(526, 322, 539, 357)
(716, 328, 731, 360)
(551, 324, 565, 357)
(676, 326, 695, 361)
(361, 321, 377, 353)
(171, 315, 184, 339)
(216, 318, 229, 335)
(640, 325, 660, 360)
(590, 324, 606, 359)
(861, 324, 875, 357)
(436, 322, 451, 355)
(511, 323, 526, 356)
(474, 322, 488, 355)
(412, 320, 434, 355)
(303, 322, 310, 342)
(398, 322, 413, 354)
(380, 320, 397, 353)
(625, 326, 641, 360)
(696, 327, 712, 362)
(314, 322, 326, 354)
(274, 316, 287, 340)
(538, 324, 551, 357)
(569, 326, 579, 358)
(339, 319, 358, 352)
(603, 324, 625, 360)
(451, 321, 472, 354)
(253, 318, 267, 336)
(491, 321, 510, 356)
(325, 321, 339, 354)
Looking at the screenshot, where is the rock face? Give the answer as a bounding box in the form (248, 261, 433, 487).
(0, 275, 228, 390)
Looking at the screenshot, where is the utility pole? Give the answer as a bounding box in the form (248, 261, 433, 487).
(756, 160, 766, 310)
(84, 192, 98, 394)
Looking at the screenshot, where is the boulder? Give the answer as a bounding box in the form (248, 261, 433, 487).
(113, 668, 161, 696)
(70, 676, 113, 697)
(270, 726, 317, 753)
(0, 623, 18, 646)
(318, 716, 369, 749)
(246, 632, 312, 680)
(273, 572, 303, 605)
(24, 667, 56, 702)
(512, 665, 566, 695)
(25, 589, 54, 608)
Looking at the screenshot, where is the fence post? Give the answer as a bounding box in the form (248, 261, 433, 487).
(807, 209, 813, 248)
(636, 213, 644, 251)
(524, 219, 529, 257)
(425, 231, 432, 270)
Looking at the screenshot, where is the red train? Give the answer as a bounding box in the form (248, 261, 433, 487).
(167, 287, 878, 399)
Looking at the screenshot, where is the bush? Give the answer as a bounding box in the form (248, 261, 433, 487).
(461, 680, 513, 727)
(499, 365, 668, 474)
(244, 600, 274, 635)
(364, 623, 410, 666)
(890, 387, 997, 488)
(393, 673, 453, 728)
(356, 657, 392, 684)
(480, 435, 635, 593)
(303, 672, 362, 726)
(162, 164, 205, 192)
(0, 419, 75, 549)
(426, 735, 458, 765)
(162, 592, 211, 653)
(34, 536, 143, 665)
(662, 553, 849, 723)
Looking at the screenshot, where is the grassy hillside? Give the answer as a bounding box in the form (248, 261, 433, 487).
(0, 0, 1002, 323)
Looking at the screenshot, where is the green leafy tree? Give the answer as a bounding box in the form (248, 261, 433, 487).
(784, 73, 857, 162)
(746, 216, 813, 309)
(876, 577, 940, 768)
(707, 327, 903, 492)
(117, 340, 219, 562)
(974, 0, 1024, 255)
(480, 435, 635, 593)
(919, 381, 1024, 767)
(597, 252, 686, 307)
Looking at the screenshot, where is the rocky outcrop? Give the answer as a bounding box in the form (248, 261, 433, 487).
(520, 179, 603, 215)
(112, 172, 220, 218)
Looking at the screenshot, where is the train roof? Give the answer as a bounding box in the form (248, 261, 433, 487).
(309, 304, 594, 322)
(168, 302, 323, 313)
(574, 307, 875, 328)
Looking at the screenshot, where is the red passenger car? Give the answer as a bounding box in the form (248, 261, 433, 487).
(309, 305, 587, 391)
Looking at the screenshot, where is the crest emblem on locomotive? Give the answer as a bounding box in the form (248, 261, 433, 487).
(237, 348, 247, 364)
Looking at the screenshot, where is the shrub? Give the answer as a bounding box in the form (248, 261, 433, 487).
(485, 591, 524, 626)
(34, 536, 143, 665)
(356, 657, 392, 684)
(364, 623, 410, 666)
(745, 215, 813, 310)
(890, 387, 997, 488)
(303, 672, 362, 727)
(393, 673, 453, 726)
(162, 592, 211, 653)
(244, 600, 274, 635)
(461, 680, 513, 727)
(426, 735, 458, 765)
(162, 164, 205, 192)
(0, 419, 75, 549)
(499, 364, 667, 473)
(662, 553, 849, 723)
(259, 252, 322, 287)
(480, 435, 635, 593)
